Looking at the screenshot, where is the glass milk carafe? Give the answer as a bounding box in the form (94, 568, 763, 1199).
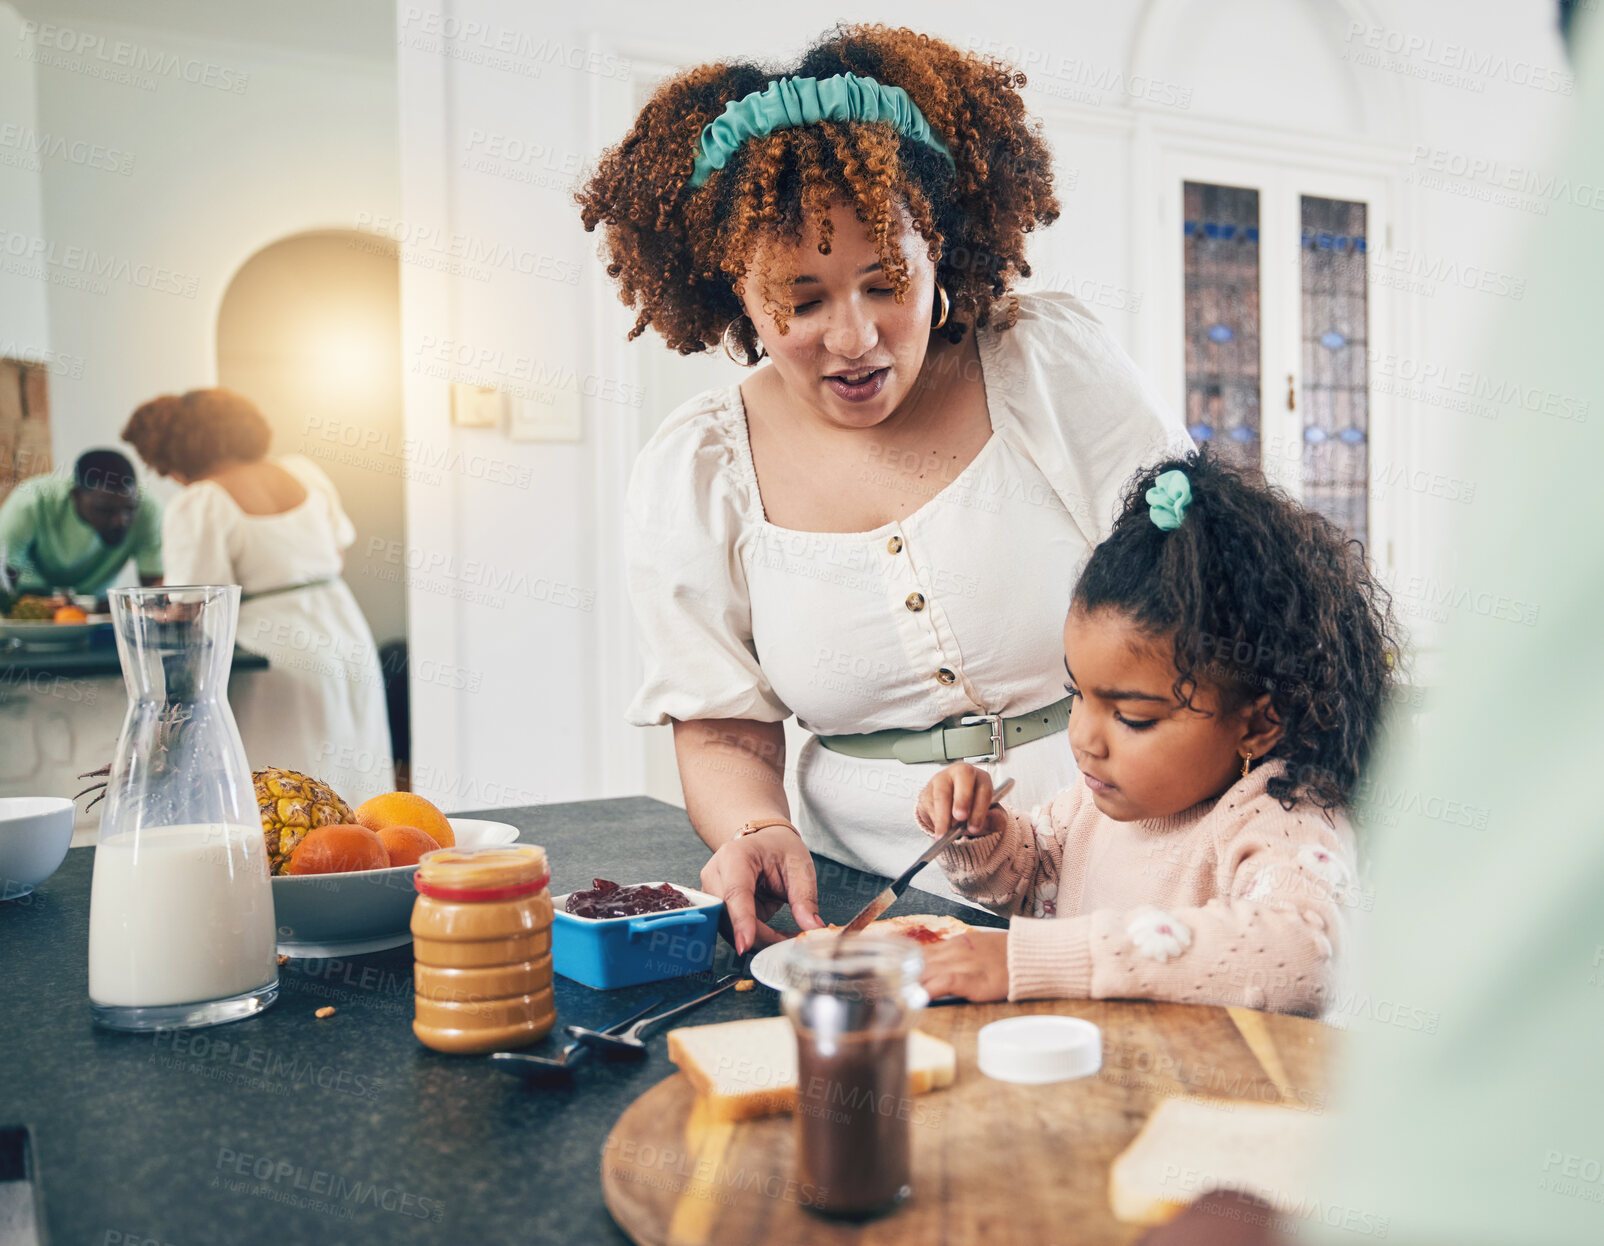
(88, 585, 278, 1030)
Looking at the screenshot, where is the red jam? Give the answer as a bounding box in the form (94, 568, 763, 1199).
(901, 925, 944, 945)
(564, 879, 691, 920)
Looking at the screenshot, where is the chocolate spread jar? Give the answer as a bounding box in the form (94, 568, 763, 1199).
(411, 844, 555, 1054)
(781, 935, 929, 1218)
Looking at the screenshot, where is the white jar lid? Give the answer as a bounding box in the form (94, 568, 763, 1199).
(977, 1015, 1102, 1084)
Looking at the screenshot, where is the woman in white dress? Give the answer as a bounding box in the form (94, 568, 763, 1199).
(121, 387, 394, 806)
(579, 27, 1188, 953)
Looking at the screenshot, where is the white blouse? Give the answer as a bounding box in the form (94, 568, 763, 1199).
(161, 454, 394, 805)
(624, 291, 1189, 894)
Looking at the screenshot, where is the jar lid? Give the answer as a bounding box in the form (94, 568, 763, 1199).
(416, 844, 548, 898)
(977, 1015, 1102, 1084)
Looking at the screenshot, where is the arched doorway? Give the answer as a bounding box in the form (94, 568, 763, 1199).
(216, 230, 409, 785)
(215, 230, 406, 649)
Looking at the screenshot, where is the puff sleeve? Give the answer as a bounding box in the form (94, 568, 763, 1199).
(623, 394, 790, 727)
(985, 291, 1192, 546)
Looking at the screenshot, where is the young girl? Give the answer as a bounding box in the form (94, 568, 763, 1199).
(914, 447, 1399, 1016)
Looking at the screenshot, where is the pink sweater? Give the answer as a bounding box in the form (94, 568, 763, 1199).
(937, 760, 1356, 1016)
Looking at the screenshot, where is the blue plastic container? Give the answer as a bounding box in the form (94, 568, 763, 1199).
(550, 883, 724, 989)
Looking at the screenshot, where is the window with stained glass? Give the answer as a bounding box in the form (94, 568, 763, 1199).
(1182, 182, 1261, 471)
(1299, 196, 1369, 545)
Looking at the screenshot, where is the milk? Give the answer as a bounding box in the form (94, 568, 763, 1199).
(89, 823, 278, 1008)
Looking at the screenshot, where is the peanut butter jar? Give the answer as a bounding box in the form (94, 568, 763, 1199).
(411, 844, 556, 1054)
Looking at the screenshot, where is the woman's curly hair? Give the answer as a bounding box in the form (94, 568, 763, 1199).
(1072, 446, 1404, 813)
(121, 387, 271, 480)
(575, 24, 1060, 354)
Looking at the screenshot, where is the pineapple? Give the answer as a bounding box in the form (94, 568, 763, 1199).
(255, 768, 356, 875)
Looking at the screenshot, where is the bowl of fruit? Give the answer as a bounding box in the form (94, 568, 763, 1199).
(0, 595, 111, 652)
(257, 769, 521, 957)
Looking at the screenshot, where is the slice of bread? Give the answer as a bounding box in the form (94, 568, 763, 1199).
(797, 913, 972, 945)
(1108, 1097, 1324, 1225)
(666, 1015, 957, 1122)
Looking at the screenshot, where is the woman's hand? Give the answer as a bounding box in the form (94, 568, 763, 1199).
(699, 825, 826, 956)
(916, 763, 1007, 838)
(918, 927, 1010, 1002)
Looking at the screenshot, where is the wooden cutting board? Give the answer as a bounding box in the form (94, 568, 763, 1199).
(601, 1000, 1331, 1246)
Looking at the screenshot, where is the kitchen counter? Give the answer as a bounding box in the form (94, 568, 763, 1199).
(0, 644, 269, 680)
(0, 796, 1004, 1245)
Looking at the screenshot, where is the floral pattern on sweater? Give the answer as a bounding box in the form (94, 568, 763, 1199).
(935, 760, 1356, 1016)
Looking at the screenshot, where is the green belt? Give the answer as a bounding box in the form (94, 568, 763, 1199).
(816, 694, 1074, 765)
(240, 576, 338, 604)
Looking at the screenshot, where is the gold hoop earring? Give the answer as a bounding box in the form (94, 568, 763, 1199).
(722, 315, 765, 367)
(930, 282, 950, 331)
(1239, 751, 1253, 779)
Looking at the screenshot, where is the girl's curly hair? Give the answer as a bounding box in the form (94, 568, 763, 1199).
(576, 24, 1060, 354)
(1073, 446, 1404, 813)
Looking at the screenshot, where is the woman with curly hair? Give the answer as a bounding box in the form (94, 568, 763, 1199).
(122, 388, 394, 803)
(579, 25, 1187, 953)
(914, 446, 1402, 1012)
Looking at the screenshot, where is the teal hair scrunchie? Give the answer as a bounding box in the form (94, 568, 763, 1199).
(689, 72, 956, 188)
(1145, 470, 1192, 531)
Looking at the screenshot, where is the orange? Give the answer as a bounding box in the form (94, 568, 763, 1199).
(284, 824, 389, 875)
(354, 791, 454, 848)
(53, 605, 88, 623)
(377, 825, 440, 868)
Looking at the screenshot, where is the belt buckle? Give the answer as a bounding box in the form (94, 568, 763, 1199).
(958, 713, 1004, 764)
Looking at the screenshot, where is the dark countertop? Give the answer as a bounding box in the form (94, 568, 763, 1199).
(0, 645, 268, 680)
(0, 796, 1002, 1245)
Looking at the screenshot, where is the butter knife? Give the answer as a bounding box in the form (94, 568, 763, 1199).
(838, 777, 1015, 934)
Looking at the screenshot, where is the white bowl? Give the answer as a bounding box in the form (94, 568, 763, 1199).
(270, 818, 521, 957)
(0, 797, 75, 899)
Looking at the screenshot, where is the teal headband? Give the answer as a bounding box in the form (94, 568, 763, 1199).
(689, 72, 956, 188)
(1146, 470, 1192, 531)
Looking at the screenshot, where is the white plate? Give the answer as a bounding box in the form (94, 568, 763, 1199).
(749, 930, 969, 1000)
(0, 617, 112, 651)
(271, 817, 520, 958)
(749, 940, 792, 991)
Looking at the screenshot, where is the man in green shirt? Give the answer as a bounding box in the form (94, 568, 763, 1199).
(0, 449, 163, 599)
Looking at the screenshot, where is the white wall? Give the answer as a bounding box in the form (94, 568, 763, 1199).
(0, 3, 51, 367)
(9, 1, 398, 499)
(395, 0, 1573, 810)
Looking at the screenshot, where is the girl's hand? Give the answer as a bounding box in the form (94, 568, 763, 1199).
(918, 927, 1010, 1002)
(916, 763, 1007, 838)
(699, 825, 826, 956)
